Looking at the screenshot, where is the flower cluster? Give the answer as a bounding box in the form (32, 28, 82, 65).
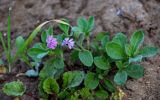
(46, 36, 58, 49)
(46, 36, 74, 49)
(62, 38, 75, 49)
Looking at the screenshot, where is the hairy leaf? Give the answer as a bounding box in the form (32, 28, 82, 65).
(43, 77, 59, 94)
(79, 50, 93, 67)
(129, 55, 143, 63)
(95, 90, 108, 99)
(126, 64, 144, 79)
(112, 32, 127, 48)
(106, 42, 125, 59)
(139, 46, 158, 57)
(130, 30, 144, 53)
(114, 71, 127, 85)
(3, 80, 26, 96)
(39, 58, 64, 79)
(94, 56, 110, 70)
(59, 19, 69, 35)
(63, 71, 84, 89)
(84, 72, 99, 89)
(103, 79, 116, 92)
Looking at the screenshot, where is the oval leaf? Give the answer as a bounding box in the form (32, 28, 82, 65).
(3, 80, 26, 96)
(112, 32, 127, 48)
(130, 30, 144, 53)
(106, 42, 125, 59)
(63, 71, 84, 89)
(139, 46, 158, 57)
(84, 72, 99, 89)
(39, 58, 64, 79)
(43, 77, 59, 94)
(114, 71, 127, 85)
(79, 50, 93, 67)
(104, 79, 116, 92)
(126, 64, 144, 79)
(94, 56, 110, 70)
(95, 90, 108, 99)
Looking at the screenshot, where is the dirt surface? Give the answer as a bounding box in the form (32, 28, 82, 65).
(0, 0, 160, 100)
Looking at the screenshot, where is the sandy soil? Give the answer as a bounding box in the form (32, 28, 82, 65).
(0, 0, 160, 100)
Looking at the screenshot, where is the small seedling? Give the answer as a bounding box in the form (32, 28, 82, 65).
(2, 80, 26, 99)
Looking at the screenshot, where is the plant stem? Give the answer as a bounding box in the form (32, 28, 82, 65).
(87, 36, 90, 50)
(0, 32, 8, 58)
(8, 63, 11, 73)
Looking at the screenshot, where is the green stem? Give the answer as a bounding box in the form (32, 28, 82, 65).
(0, 32, 8, 58)
(87, 36, 90, 50)
(73, 47, 81, 51)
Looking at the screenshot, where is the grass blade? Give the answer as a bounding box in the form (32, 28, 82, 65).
(0, 32, 8, 58)
(12, 20, 70, 62)
(7, 10, 11, 63)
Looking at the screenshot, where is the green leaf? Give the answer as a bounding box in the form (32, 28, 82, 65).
(39, 58, 64, 79)
(129, 55, 142, 63)
(70, 50, 79, 64)
(106, 42, 125, 59)
(79, 88, 93, 99)
(125, 44, 133, 56)
(95, 90, 108, 99)
(115, 61, 123, 69)
(63, 71, 85, 89)
(84, 72, 99, 89)
(126, 64, 144, 79)
(94, 56, 110, 70)
(139, 46, 158, 57)
(77, 33, 85, 46)
(87, 16, 94, 32)
(116, 61, 129, 69)
(58, 90, 70, 99)
(95, 32, 109, 41)
(42, 27, 53, 42)
(112, 32, 127, 48)
(79, 50, 93, 67)
(53, 58, 64, 69)
(130, 30, 144, 53)
(77, 17, 88, 32)
(101, 35, 110, 47)
(16, 36, 25, 49)
(59, 19, 69, 35)
(103, 79, 116, 92)
(2, 80, 26, 96)
(43, 77, 59, 94)
(114, 71, 127, 85)
(28, 48, 49, 59)
(38, 80, 49, 99)
(72, 26, 81, 38)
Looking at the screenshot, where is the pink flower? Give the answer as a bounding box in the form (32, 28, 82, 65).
(46, 35, 58, 49)
(62, 38, 75, 49)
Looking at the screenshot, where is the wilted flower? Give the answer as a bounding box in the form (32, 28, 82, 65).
(46, 35, 58, 49)
(62, 38, 75, 49)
